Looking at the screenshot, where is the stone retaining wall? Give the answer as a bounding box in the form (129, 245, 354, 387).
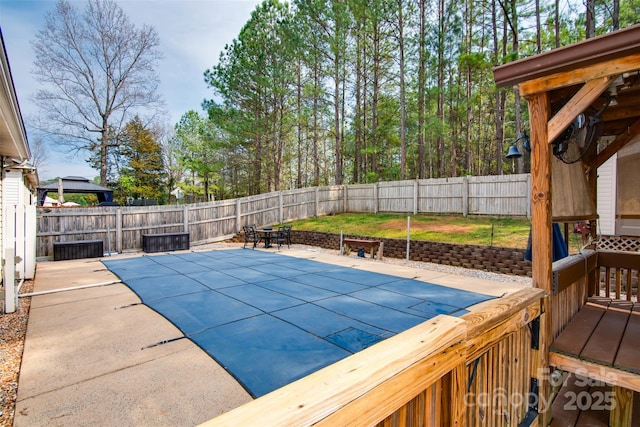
(233, 230, 532, 277)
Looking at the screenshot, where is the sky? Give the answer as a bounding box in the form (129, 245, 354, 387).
(0, 0, 262, 181)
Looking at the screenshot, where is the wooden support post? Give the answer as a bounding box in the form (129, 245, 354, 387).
(610, 385, 633, 427)
(183, 205, 189, 233)
(528, 91, 553, 425)
(526, 174, 532, 220)
(315, 187, 320, 217)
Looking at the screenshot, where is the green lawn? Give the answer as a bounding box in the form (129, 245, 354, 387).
(289, 213, 586, 251)
(288, 213, 526, 249)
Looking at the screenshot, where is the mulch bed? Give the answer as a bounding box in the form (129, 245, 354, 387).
(0, 280, 33, 427)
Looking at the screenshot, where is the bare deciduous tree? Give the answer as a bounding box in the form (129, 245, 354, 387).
(32, 0, 163, 185)
(26, 134, 49, 174)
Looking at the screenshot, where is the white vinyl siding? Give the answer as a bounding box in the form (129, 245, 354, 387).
(597, 154, 617, 235)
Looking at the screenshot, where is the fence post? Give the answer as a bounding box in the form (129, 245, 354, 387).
(59, 208, 65, 237)
(374, 183, 379, 214)
(279, 191, 284, 223)
(343, 185, 347, 213)
(462, 177, 469, 217)
(116, 208, 122, 253)
(3, 204, 17, 312)
(3, 248, 16, 313)
(315, 187, 320, 217)
(413, 180, 418, 215)
(183, 205, 189, 233)
(15, 205, 25, 279)
(406, 216, 411, 261)
(236, 198, 241, 233)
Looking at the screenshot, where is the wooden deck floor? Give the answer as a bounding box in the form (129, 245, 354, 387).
(550, 297, 640, 426)
(551, 372, 640, 426)
(551, 297, 640, 375)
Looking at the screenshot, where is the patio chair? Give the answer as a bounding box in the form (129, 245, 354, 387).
(243, 224, 262, 249)
(275, 225, 292, 249)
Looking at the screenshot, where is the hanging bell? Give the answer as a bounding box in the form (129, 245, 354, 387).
(506, 144, 522, 159)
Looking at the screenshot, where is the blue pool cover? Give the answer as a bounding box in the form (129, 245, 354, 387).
(103, 249, 495, 397)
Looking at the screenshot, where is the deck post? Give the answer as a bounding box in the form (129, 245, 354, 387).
(610, 385, 633, 426)
(528, 91, 553, 425)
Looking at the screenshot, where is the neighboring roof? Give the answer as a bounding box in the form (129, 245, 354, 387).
(38, 176, 112, 193)
(0, 28, 30, 161)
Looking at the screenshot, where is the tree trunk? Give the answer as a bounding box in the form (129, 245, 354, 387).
(313, 58, 320, 187)
(334, 59, 343, 185)
(100, 123, 109, 186)
(296, 58, 303, 189)
(417, 0, 426, 179)
(354, 28, 362, 183)
(586, 0, 596, 38)
(510, 0, 524, 173)
(436, 0, 445, 177)
(371, 18, 380, 179)
(397, 0, 407, 180)
(492, 0, 505, 175)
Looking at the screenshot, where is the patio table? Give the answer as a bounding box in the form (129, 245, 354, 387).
(257, 228, 278, 248)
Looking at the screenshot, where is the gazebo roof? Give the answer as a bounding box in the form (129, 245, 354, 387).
(494, 24, 640, 167)
(37, 176, 114, 205)
(38, 176, 112, 193)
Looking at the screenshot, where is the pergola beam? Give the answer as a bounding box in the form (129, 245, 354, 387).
(596, 118, 640, 169)
(518, 53, 640, 96)
(547, 76, 616, 143)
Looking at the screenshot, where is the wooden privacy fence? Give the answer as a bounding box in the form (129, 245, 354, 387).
(36, 174, 531, 259)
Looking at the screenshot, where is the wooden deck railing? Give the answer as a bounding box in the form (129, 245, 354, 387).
(596, 251, 639, 302)
(550, 250, 596, 338)
(200, 288, 544, 427)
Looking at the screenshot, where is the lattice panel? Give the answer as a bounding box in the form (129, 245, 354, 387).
(596, 235, 640, 252)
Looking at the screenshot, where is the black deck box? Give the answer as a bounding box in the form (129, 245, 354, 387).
(53, 240, 104, 261)
(142, 232, 190, 253)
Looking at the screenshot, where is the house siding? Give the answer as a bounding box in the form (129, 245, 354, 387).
(597, 154, 617, 235)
